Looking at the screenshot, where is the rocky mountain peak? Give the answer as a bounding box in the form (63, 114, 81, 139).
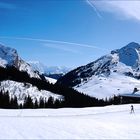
(0, 44, 19, 67)
(118, 42, 140, 67)
(0, 44, 40, 78)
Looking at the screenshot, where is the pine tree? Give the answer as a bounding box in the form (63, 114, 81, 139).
(34, 99, 39, 109)
(39, 98, 45, 108)
(10, 96, 18, 109)
(23, 95, 34, 108)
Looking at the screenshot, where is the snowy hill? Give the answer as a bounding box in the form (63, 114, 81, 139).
(0, 104, 140, 139)
(0, 80, 62, 104)
(57, 42, 140, 99)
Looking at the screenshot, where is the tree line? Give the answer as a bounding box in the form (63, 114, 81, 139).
(1, 89, 139, 109)
(0, 90, 63, 109)
(0, 66, 140, 109)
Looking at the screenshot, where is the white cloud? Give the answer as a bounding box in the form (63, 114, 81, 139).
(87, 0, 140, 21)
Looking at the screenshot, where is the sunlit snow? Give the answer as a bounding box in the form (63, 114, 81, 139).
(0, 104, 139, 139)
(0, 80, 63, 104)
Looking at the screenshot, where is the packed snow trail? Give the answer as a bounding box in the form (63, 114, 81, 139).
(0, 104, 140, 139)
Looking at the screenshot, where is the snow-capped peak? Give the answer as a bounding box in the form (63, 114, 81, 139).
(0, 44, 19, 67)
(125, 42, 140, 48)
(0, 44, 40, 78)
(118, 42, 140, 67)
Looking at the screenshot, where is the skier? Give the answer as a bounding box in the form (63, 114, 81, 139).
(130, 105, 134, 114)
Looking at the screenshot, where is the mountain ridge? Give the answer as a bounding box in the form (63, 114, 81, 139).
(57, 42, 140, 99)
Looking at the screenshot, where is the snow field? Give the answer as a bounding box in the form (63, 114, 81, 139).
(76, 72, 140, 99)
(0, 104, 140, 139)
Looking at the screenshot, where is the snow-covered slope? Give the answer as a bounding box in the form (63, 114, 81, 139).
(0, 44, 40, 78)
(0, 80, 62, 104)
(76, 72, 140, 99)
(57, 42, 140, 99)
(0, 104, 140, 139)
(45, 77, 57, 84)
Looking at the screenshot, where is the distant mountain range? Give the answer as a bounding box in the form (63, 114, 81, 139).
(57, 42, 140, 99)
(28, 61, 71, 79)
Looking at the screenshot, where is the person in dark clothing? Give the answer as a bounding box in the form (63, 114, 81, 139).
(130, 105, 134, 113)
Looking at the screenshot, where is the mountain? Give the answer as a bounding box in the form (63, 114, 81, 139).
(28, 61, 71, 79)
(0, 44, 63, 104)
(0, 43, 99, 108)
(0, 44, 40, 79)
(57, 42, 140, 99)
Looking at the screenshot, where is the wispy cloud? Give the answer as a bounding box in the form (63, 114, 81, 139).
(87, 0, 140, 21)
(0, 2, 16, 10)
(44, 43, 82, 54)
(86, 0, 103, 19)
(0, 36, 108, 52)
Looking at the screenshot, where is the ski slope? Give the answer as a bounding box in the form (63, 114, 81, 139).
(0, 104, 140, 139)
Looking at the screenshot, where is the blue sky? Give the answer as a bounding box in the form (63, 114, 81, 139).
(0, 0, 140, 68)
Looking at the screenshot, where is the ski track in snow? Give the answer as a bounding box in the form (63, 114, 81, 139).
(0, 104, 140, 139)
